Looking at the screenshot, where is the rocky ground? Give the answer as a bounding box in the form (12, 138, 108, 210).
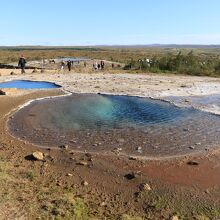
(0, 70, 220, 219)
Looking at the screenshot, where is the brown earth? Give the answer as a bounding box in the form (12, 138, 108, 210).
(0, 72, 220, 219)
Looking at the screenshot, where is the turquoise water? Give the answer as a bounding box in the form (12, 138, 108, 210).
(15, 93, 199, 130)
(0, 80, 61, 89)
(8, 93, 220, 157)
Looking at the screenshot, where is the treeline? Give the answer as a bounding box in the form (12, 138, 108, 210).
(124, 51, 220, 76)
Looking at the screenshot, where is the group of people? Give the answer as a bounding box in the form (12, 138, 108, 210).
(17, 55, 109, 74)
(61, 60, 87, 72)
(93, 61, 105, 70)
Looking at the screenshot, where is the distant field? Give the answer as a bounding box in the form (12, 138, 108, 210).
(0, 46, 220, 76)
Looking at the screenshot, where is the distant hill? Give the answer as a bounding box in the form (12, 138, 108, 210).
(97, 44, 220, 49)
(0, 44, 220, 50)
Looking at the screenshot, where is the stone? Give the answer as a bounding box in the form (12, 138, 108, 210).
(170, 216, 179, 220)
(69, 140, 77, 144)
(32, 151, 44, 161)
(187, 161, 199, 166)
(82, 181, 88, 186)
(118, 138, 125, 143)
(0, 90, 6, 95)
(114, 147, 122, 152)
(67, 173, 73, 177)
(77, 161, 88, 166)
(59, 145, 68, 150)
(0, 88, 18, 96)
(100, 202, 107, 207)
(124, 172, 136, 180)
(140, 183, 152, 191)
(189, 146, 195, 150)
(129, 156, 138, 161)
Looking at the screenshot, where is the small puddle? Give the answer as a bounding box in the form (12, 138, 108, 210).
(0, 80, 61, 89)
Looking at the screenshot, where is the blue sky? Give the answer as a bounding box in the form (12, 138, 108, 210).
(0, 0, 220, 45)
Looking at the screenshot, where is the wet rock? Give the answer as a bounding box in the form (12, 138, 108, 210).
(32, 151, 44, 161)
(187, 160, 199, 166)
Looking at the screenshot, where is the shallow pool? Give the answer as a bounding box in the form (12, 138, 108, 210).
(8, 93, 220, 158)
(0, 80, 61, 89)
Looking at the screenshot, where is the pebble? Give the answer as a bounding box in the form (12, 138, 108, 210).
(32, 151, 44, 161)
(189, 146, 195, 150)
(129, 156, 138, 161)
(82, 181, 89, 186)
(69, 140, 77, 144)
(59, 145, 68, 150)
(170, 216, 179, 220)
(77, 161, 88, 166)
(118, 138, 125, 143)
(124, 172, 136, 180)
(187, 161, 199, 166)
(140, 183, 152, 191)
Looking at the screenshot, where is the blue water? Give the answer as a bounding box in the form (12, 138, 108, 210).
(0, 80, 61, 89)
(10, 93, 206, 130)
(8, 93, 220, 157)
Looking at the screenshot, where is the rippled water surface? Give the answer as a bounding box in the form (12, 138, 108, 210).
(0, 80, 61, 89)
(8, 94, 220, 157)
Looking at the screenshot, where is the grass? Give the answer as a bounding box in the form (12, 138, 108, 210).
(25, 171, 35, 181)
(0, 46, 220, 77)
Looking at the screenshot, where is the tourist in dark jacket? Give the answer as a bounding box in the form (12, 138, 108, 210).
(67, 60, 72, 71)
(18, 55, 26, 74)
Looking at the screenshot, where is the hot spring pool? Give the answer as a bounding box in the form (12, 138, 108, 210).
(8, 93, 220, 158)
(0, 80, 61, 89)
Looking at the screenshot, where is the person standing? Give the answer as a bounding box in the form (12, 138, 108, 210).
(101, 61, 105, 70)
(18, 55, 26, 74)
(60, 61, 65, 71)
(67, 60, 72, 71)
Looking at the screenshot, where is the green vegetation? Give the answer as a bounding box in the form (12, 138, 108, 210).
(25, 171, 35, 181)
(0, 46, 220, 76)
(124, 50, 220, 76)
